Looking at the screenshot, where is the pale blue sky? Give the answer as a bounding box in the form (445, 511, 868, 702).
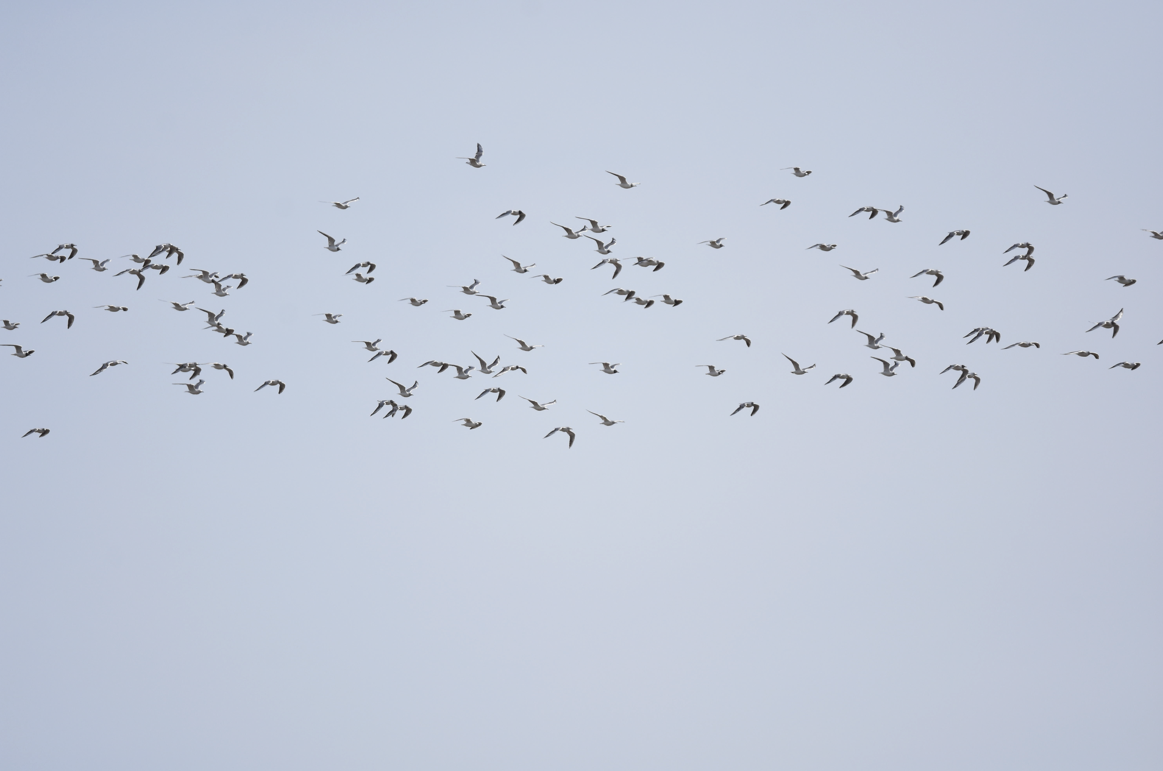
(1, 1, 1161, 769)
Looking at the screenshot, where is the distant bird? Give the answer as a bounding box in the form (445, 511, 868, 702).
(478, 294, 508, 310)
(718, 334, 752, 347)
(51, 244, 78, 260)
(197, 307, 226, 326)
(604, 287, 635, 300)
(530, 274, 564, 285)
(386, 378, 419, 397)
(607, 171, 639, 189)
(849, 206, 879, 219)
(171, 362, 202, 378)
(324, 197, 360, 209)
(857, 330, 885, 349)
(22, 428, 50, 438)
(828, 309, 858, 328)
(881, 346, 916, 368)
(496, 209, 526, 225)
(2, 320, 19, 330)
(418, 360, 451, 373)
(30, 273, 61, 283)
(476, 387, 506, 402)
(376, 400, 412, 418)
(953, 371, 981, 390)
(652, 294, 683, 306)
(940, 364, 968, 376)
(316, 313, 343, 323)
(346, 261, 376, 275)
(544, 426, 577, 447)
(113, 268, 145, 290)
(1063, 351, 1100, 359)
(208, 362, 234, 379)
(909, 296, 945, 311)
(1003, 341, 1041, 350)
(1003, 254, 1035, 271)
(231, 332, 254, 346)
(576, 217, 611, 234)
(149, 244, 185, 264)
(698, 238, 725, 249)
(351, 272, 374, 284)
(587, 411, 623, 426)
(448, 279, 481, 294)
(445, 309, 472, 320)
(471, 352, 501, 375)
(369, 350, 398, 363)
(1035, 185, 1067, 205)
(783, 354, 815, 375)
(318, 231, 345, 251)
(586, 235, 616, 255)
(629, 297, 655, 309)
(353, 339, 382, 351)
(1106, 275, 1137, 287)
(185, 268, 220, 284)
(399, 298, 428, 306)
(939, 230, 971, 245)
(41, 310, 75, 328)
(163, 300, 196, 311)
(174, 379, 205, 395)
(841, 265, 879, 281)
(781, 167, 812, 177)
(761, 198, 791, 209)
(1004, 242, 1035, 256)
(965, 327, 1001, 345)
(457, 143, 485, 168)
(881, 205, 905, 223)
(1086, 308, 1123, 338)
(551, 222, 587, 239)
(30, 253, 66, 263)
(503, 256, 535, 273)
(492, 365, 528, 378)
(1110, 361, 1141, 370)
(506, 335, 542, 351)
(1142, 229, 1163, 240)
(731, 402, 760, 416)
(872, 357, 900, 377)
(592, 257, 626, 280)
(209, 280, 234, 297)
(520, 396, 556, 411)
(455, 418, 483, 429)
(911, 269, 944, 287)
(633, 257, 664, 271)
(94, 305, 128, 312)
(590, 362, 620, 375)
(825, 374, 853, 388)
(81, 258, 110, 272)
(697, 365, 726, 377)
(90, 360, 128, 376)
(255, 380, 287, 394)
(2, 344, 34, 358)
(448, 364, 475, 380)
(807, 243, 837, 251)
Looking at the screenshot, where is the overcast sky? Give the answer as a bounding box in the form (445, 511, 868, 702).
(1, 1, 1161, 769)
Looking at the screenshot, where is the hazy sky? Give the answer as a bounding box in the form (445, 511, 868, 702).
(2, 1, 1161, 769)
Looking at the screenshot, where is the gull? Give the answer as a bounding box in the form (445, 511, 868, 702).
(807, 243, 837, 251)
(353, 338, 382, 351)
(215, 272, 247, 288)
(576, 217, 610, 234)
(449, 364, 475, 380)
(197, 307, 226, 325)
(506, 335, 542, 351)
(586, 235, 616, 254)
(718, 334, 751, 347)
(1110, 361, 1141, 370)
(881, 205, 904, 223)
(825, 374, 854, 388)
(590, 362, 620, 375)
(162, 300, 196, 311)
(22, 428, 50, 438)
(503, 256, 535, 273)
(476, 387, 506, 402)
(150, 244, 185, 264)
(882, 346, 916, 367)
(376, 400, 412, 418)
(531, 274, 563, 284)
(629, 297, 655, 308)
(369, 399, 394, 416)
(841, 265, 879, 280)
(1004, 242, 1035, 256)
(781, 167, 812, 177)
(2, 320, 19, 330)
(856, 330, 885, 349)
(208, 362, 234, 379)
(496, 209, 526, 225)
(457, 143, 485, 168)
(418, 360, 450, 373)
(829, 309, 858, 328)
(698, 238, 725, 249)
(964, 327, 1001, 345)
(318, 231, 345, 251)
(551, 222, 587, 239)
(386, 378, 418, 397)
(94, 305, 129, 312)
(90, 360, 128, 376)
(1003, 341, 1041, 349)
(399, 298, 428, 306)
(940, 364, 968, 375)
(783, 353, 815, 375)
(323, 197, 360, 209)
(1106, 275, 1137, 287)
(1035, 185, 1067, 205)
(1064, 351, 1100, 359)
(31, 253, 66, 263)
(51, 244, 78, 259)
(351, 272, 375, 284)
(369, 350, 398, 363)
(592, 257, 626, 279)
(652, 294, 683, 306)
(520, 396, 556, 411)
(208, 323, 234, 337)
(174, 379, 205, 395)
(588, 411, 623, 426)
(448, 279, 481, 294)
(30, 273, 62, 283)
(1003, 254, 1035, 271)
(316, 313, 343, 323)
(909, 296, 945, 310)
(255, 380, 286, 394)
(124, 253, 149, 264)
(872, 357, 899, 376)
(478, 294, 508, 310)
(114, 268, 145, 290)
(472, 352, 501, 374)
(1086, 308, 1124, 338)
(184, 269, 220, 283)
(603, 287, 635, 300)
(493, 365, 528, 378)
(761, 198, 791, 209)
(171, 362, 202, 378)
(209, 280, 234, 297)
(849, 206, 879, 219)
(41, 310, 75, 328)
(81, 258, 110, 272)
(607, 171, 639, 188)
(939, 230, 971, 245)
(911, 269, 944, 287)
(633, 257, 665, 271)
(731, 402, 760, 416)
(953, 371, 981, 390)
(544, 426, 577, 447)
(697, 365, 726, 376)
(2, 344, 34, 358)
(445, 309, 472, 320)
(455, 418, 483, 429)
(231, 332, 253, 346)
(1142, 229, 1163, 240)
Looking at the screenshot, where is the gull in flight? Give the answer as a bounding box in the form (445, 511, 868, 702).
(1063, 351, 1100, 359)
(1003, 253, 1035, 271)
(81, 258, 111, 272)
(718, 334, 751, 347)
(909, 296, 945, 310)
(698, 238, 725, 249)
(592, 257, 626, 280)
(850, 206, 879, 220)
(1106, 275, 1137, 287)
(1110, 361, 1141, 370)
(369, 349, 398, 363)
(807, 243, 837, 251)
(209, 280, 234, 297)
(323, 197, 360, 209)
(761, 198, 791, 209)
(1086, 308, 1124, 338)
(51, 244, 78, 259)
(576, 217, 611, 234)
(940, 364, 968, 376)
(346, 261, 376, 275)
(23, 428, 50, 438)
(1142, 229, 1163, 240)
(1005, 242, 1035, 256)
(828, 309, 859, 328)
(587, 235, 616, 254)
(496, 209, 526, 225)
(841, 265, 879, 280)
(604, 287, 636, 300)
(953, 371, 981, 390)
(551, 222, 587, 239)
(1003, 341, 1040, 349)
(353, 339, 382, 351)
(31, 253, 66, 264)
(41, 310, 75, 328)
(171, 362, 201, 378)
(149, 244, 185, 264)
(458, 143, 485, 168)
(90, 360, 128, 376)
(881, 205, 904, 223)
(255, 380, 287, 394)
(633, 257, 665, 271)
(881, 346, 916, 367)
(911, 269, 944, 287)
(478, 294, 509, 310)
(372, 400, 411, 418)
(476, 387, 505, 402)
(318, 231, 345, 251)
(825, 374, 854, 388)
(448, 279, 481, 294)
(471, 352, 501, 375)
(2, 344, 34, 358)
(965, 327, 1001, 345)
(652, 294, 683, 306)
(697, 365, 726, 376)
(448, 364, 475, 380)
(1035, 185, 1067, 205)
(503, 256, 535, 273)
(94, 305, 129, 312)
(781, 167, 812, 177)
(174, 379, 206, 395)
(2, 320, 19, 330)
(544, 426, 577, 447)
(629, 297, 655, 308)
(316, 313, 343, 323)
(386, 378, 418, 397)
(418, 360, 450, 373)
(872, 357, 900, 377)
(590, 362, 620, 375)
(520, 396, 556, 411)
(506, 335, 543, 351)
(184, 269, 220, 284)
(531, 273, 564, 285)
(857, 330, 885, 349)
(231, 332, 253, 346)
(399, 298, 428, 306)
(455, 418, 483, 429)
(492, 365, 528, 378)
(197, 307, 226, 326)
(444, 309, 472, 320)
(351, 272, 374, 284)
(207, 363, 234, 379)
(607, 171, 639, 189)
(731, 402, 760, 416)
(939, 230, 971, 245)
(31, 273, 62, 283)
(783, 353, 815, 375)
(587, 411, 623, 426)
(162, 300, 196, 311)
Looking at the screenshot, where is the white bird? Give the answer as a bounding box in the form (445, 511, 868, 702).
(911, 269, 944, 287)
(825, 374, 853, 388)
(445, 309, 472, 320)
(575, 217, 611, 234)
(478, 295, 509, 310)
(633, 257, 664, 271)
(22, 428, 50, 438)
(386, 378, 418, 397)
(51, 243, 78, 259)
(373, 399, 411, 418)
(856, 330, 885, 349)
(324, 197, 360, 209)
(353, 338, 382, 351)
(351, 272, 375, 284)
(184, 268, 220, 284)
(418, 360, 450, 373)
(30, 253, 66, 263)
(231, 332, 253, 346)
(1086, 308, 1124, 338)
(2, 344, 35, 358)
(697, 365, 726, 376)
(964, 327, 1001, 345)
(496, 209, 526, 225)
(448, 365, 475, 380)
(604, 287, 636, 300)
(506, 335, 542, 351)
(1106, 275, 1137, 287)
(1110, 361, 1141, 370)
(2, 320, 19, 330)
(881, 205, 904, 223)
(457, 143, 485, 168)
(208, 362, 234, 379)
(455, 418, 483, 429)
(544, 426, 577, 447)
(881, 346, 916, 368)
(531, 273, 564, 285)
(316, 313, 343, 323)
(471, 352, 501, 374)
(849, 206, 879, 219)
(162, 300, 196, 311)
(698, 238, 725, 249)
(781, 167, 812, 177)
(551, 222, 587, 239)
(503, 256, 535, 273)
(652, 294, 683, 306)
(520, 396, 556, 411)
(1035, 185, 1067, 205)
(807, 243, 837, 251)
(81, 258, 110, 271)
(1063, 351, 1100, 359)
(1003, 254, 1036, 271)
(718, 334, 751, 348)
(829, 309, 858, 328)
(94, 305, 129, 312)
(171, 362, 201, 378)
(174, 379, 205, 395)
(369, 350, 398, 363)
(399, 298, 427, 306)
(587, 411, 623, 426)
(629, 297, 655, 309)
(31, 273, 62, 283)
(209, 280, 233, 297)
(731, 402, 760, 416)
(1003, 341, 1040, 350)
(586, 235, 616, 255)
(346, 261, 376, 275)
(909, 296, 945, 311)
(761, 198, 791, 209)
(476, 387, 506, 402)
(783, 353, 815, 375)
(1142, 229, 1163, 240)
(318, 231, 345, 251)
(492, 365, 528, 378)
(255, 380, 287, 394)
(1004, 242, 1035, 256)
(953, 371, 981, 390)
(607, 171, 639, 188)
(872, 357, 900, 376)
(841, 265, 879, 280)
(448, 279, 481, 295)
(940, 364, 968, 375)
(41, 310, 75, 328)
(592, 257, 626, 280)
(939, 230, 971, 245)
(590, 362, 620, 374)
(90, 360, 128, 376)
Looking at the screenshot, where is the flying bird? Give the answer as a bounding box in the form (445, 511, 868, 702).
(575, 217, 611, 234)
(476, 387, 506, 402)
(174, 379, 206, 395)
(607, 171, 639, 188)
(1106, 275, 1137, 287)
(324, 197, 360, 209)
(586, 235, 616, 255)
(761, 198, 791, 209)
(857, 330, 885, 349)
(1110, 361, 1141, 370)
(530, 274, 564, 285)
(872, 357, 900, 377)
(841, 265, 879, 280)
(1004, 242, 1035, 256)
(881, 346, 916, 367)
(1085, 308, 1124, 338)
(386, 378, 418, 397)
(445, 309, 472, 320)
(698, 238, 726, 249)
(2, 344, 34, 358)
(90, 360, 128, 376)
(369, 350, 398, 363)
(652, 294, 683, 306)
(807, 243, 837, 251)
(953, 371, 981, 390)
(544, 426, 577, 447)
(41, 310, 75, 328)
(849, 206, 879, 219)
(346, 261, 376, 275)
(478, 295, 508, 310)
(503, 256, 535, 273)
(939, 230, 971, 245)
(1063, 351, 1100, 359)
(94, 305, 129, 312)
(911, 269, 944, 287)
(731, 402, 760, 416)
(454, 418, 483, 429)
(30, 273, 62, 283)
(1003, 341, 1040, 349)
(964, 327, 1001, 345)
(825, 374, 853, 388)
(23, 428, 51, 438)
(255, 380, 287, 394)
(458, 143, 485, 168)
(1035, 185, 1067, 205)
(590, 362, 620, 375)
(550, 222, 587, 239)
(520, 396, 556, 411)
(718, 334, 751, 347)
(697, 365, 726, 377)
(2, 320, 20, 330)
(318, 231, 345, 251)
(496, 209, 526, 225)
(909, 296, 945, 310)
(828, 309, 859, 327)
(783, 354, 816, 375)
(592, 257, 626, 280)
(781, 167, 812, 177)
(316, 313, 343, 324)
(399, 298, 428, 306)
(1003, 254, 1035, 271)
(81, 258, 110, 271)
(506, 335, 543, 351)
(587, 411, 623, 426)
(881, 205, 904, 223)
(1142, 229, 1163, 240)
(115, 267, 146, 290)
(51, 244, 78, 259)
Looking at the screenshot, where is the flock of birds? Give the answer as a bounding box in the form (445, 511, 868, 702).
(6, 143, 1160, 446)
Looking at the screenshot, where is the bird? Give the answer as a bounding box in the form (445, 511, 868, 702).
(208, 362, 234, 379)
(783, 353, 815, 375)
(872, 357, 900, 376)
(41, 310, 75, 328)
(697, 365, 726, 377)
(324, 197, 360, 209)
(520, 396, 556, 411)
(476, 387, 506, 402)
(163, 300, 196, 311)
(171, 362, 202, 378)
(30, 253, 66, 263)
(445, 309, 472, 320)
(940, 364, 968, 376)
(592, 257, 626, 280)
(1106, 275, 1137, 287)
(576, 217, 611, 234)
(731, 402, 760, 416)
(369, 399, 395, 417)
(586, 235, 617, 255)
(2, 344, 34, 358)
(807, 243, 837, 251)
(351, 272, 374, 284)
(1004, 242, 1036, 257)
(1086, 308, 1124, 338)
(530, 274, 564, 285)
(149, 244, 185, 264)
(448, 364, 475, 380)
(492, 365, 528, 378)
(457, 143, 485, 168)
(114, 268, 146, 290)
(909, 296, 945, 311)
(1142, 229, 1163, 240)
(1003, 341, 1041, 350)
(964, 327, 1001, 345)
(629, 297, 655, 309)
(22, 428, 50, 438)
(255, 380, 287, 394)
(841, 265, 879, 281)
(51, 244, 78, 259)
(911, 269, 944, 287)
(197, 307, 226, 326)
(90, 360, 128, 376)
(604, 288, 636, 300)
(94, 305, 129, 312)
(825, 374, 854, 388)
(2, 320, 19, 330)
(857, 330, 885, 349)
(316, 313, 343, 323)
(695, 238, 729, 252)
(939, 230, 971, 245)
(353, 339, 382, 351)
(448, 279, 481, 295)
(471, 352, 501, 375)
(503, 256, 535, 273)
(30, 273, 62, 283)
(761, 198, 791, 209)
(1110, 361, 1141, 370)
(718, 334, 751, 347)
(849, 206, 879, 219)
(184, 269, 220, 284)
(418, 360, 451, 373)
(399, 298, 427, 306)
(376, 400, 412, 419)
(496, 209, 526, 225)
(386, 378, 418, 397)
(953, 371, 981, 390)
(506, 335, 543, 351)
(369, 350, 398, 363)
(607, 171, 639, 188)
(80, 258, 110, 272)
(478, 295, 508, 310)
(544, 426, 576, 447)
(590, 362, 620, 374)
(455, 418, 483, 429)
(1003, 254, 1036, 271)
(781, 167, 812, 177)
(633, 257, 664, 272)
(827, 309, 859, 328)
(1035, 185, 1067, 205)
(550, 222, 587, 239)
(881, 346, 916, 367)
(230, 332, 253, 346)
(881, 205, 905, 223)
(318, 231, 345, 251)
(174, 379, 205, 395)
(209, 280, 233, 297)
(346, 261, 376, 275)
(1063, 350, 1100, 359)
(652, 294, 683, 306)
(221, 272, 250, 288)
(587, 411, 623, 426)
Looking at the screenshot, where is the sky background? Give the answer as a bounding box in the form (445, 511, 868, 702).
(2, 0, 1161, 768)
